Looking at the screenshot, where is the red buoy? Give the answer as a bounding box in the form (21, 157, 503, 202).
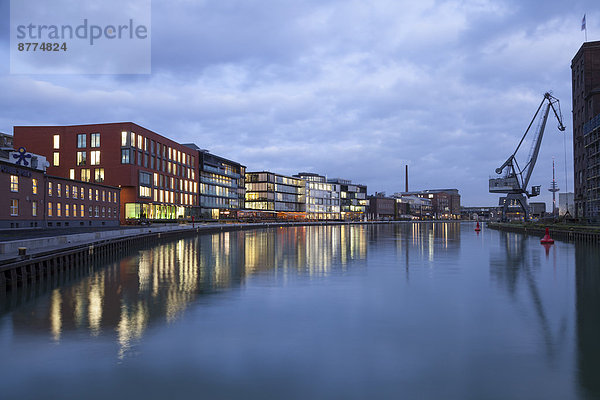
(540, 227, 554, 244)
(475, 221, 481, 232)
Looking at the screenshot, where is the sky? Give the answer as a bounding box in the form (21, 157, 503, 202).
(0, 0, 596, 207)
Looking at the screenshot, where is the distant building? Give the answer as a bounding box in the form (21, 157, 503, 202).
(559, 192, 575, 217)
(294, 173, 340, 220)
(327, 178, 367, 220)
(529, 202, 547, 219)
(460, 206, 501, 221)
(394, 194, 432, 220)
(572, 41, 600, 220)
(400, 189, 461, 219)
(368, 194, 395, 220)
(245, 171, 305, 218)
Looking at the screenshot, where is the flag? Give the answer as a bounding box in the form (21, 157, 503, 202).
(582, 14, 586, 31)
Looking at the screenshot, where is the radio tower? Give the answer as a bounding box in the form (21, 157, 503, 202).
(548, 158, 559, 218)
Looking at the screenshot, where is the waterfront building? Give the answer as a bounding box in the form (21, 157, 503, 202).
(13, 123, 199, 223)
(245, 171, 305, 218)
(529, 202, 547, 219)
(367, 194, 396, 220)
(0, 147, 119, 229)
(184, 145, 246, 220)
(327, 178, 367, 220)
(394, 194, 433, 220)
(572, 41, 600, 220)
(460, 206, 501, 221)
(400, 189, 461, 219)
(294, 173, 341, 220)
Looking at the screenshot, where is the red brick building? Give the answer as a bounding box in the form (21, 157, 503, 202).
(14, 123, 199, 223)
(1, 151, 120, 229)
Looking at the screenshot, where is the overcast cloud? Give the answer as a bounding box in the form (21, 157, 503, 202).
(0, 0, 595, 206)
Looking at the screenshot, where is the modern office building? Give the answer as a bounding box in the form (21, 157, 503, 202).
(294, 173, 341, 220)
(13, 123, 199, 223)
(1, 147, 119, 229)
(245, 171, 305, 218)
(327, 178, 367, 220)
(572, 40, 600, 220)
(184, 145, 246, 219)
(401, 189, 461, 219)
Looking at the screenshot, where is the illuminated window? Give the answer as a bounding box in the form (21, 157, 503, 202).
(69, 169, 75, 180)
(168, 147, 172, 160)
(57, 183, 61, 197)
(48, 182, 52, 196)
(72, 204, 77, 217)
(102, 191, 105, 202)
(144, 137, 148, 151)
(90, 151, 100, 165)
(91, 133, 100, 148)
(32, 202, 37, 217)
(32, 178, 37, 194)
(77, 151, 87, 165)
(81, 169, 90, 182)
(77, 134, 86, 148)
(53, 152, 60, 166)
(65, 204, 69, 217)
(72, 186, 77, 199)
(48, 202, 53, 217)
(65, 185, 69, 198)
(94, 168, 104, 183)
(95, 189, 99, 201)
(53, 134, 60, 149)
(80, 187, 84, 199)
(10, 175, 18, 192)
(88, 189, 92, 201)
(80, 204, 84, 217)
(121, 131, 128, 147)
(57, 203, 61, 217)
(137, 135, 143, 149)
(114, 192, 118, 203)
(10, 199, 18, 216)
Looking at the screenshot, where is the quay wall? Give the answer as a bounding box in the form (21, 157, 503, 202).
(487, 222, 600, 244)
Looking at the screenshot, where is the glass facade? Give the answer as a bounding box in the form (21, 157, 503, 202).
(196, 150, 245, 219)
(295, 173, 341, 220)
(328, 178, 368, 220)
(246, 172, 305, 216)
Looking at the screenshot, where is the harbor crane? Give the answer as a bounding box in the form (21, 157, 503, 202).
(489, 92, 565, 221)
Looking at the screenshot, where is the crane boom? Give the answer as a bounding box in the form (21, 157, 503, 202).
(489, 92, 565, 221)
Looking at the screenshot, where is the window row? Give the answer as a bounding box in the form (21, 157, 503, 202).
(121, 149, 195, 180)
(47, 202, 117, 218)
(9, 200, 117, 219)
(53, 133, 100, 150)
(120, 131, 195, 167)
(10, 177, 40, 195)
(47, 182, 118, 203)
(69, 168, 104, 183)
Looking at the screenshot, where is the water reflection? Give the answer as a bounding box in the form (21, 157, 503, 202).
(2, 225, 370, 357)
(490, 232, 567, 363)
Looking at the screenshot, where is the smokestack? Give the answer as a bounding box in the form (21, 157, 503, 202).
(405, 165, 408, 193)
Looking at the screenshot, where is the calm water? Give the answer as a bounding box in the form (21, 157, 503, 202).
(1, 223, 599, 400)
